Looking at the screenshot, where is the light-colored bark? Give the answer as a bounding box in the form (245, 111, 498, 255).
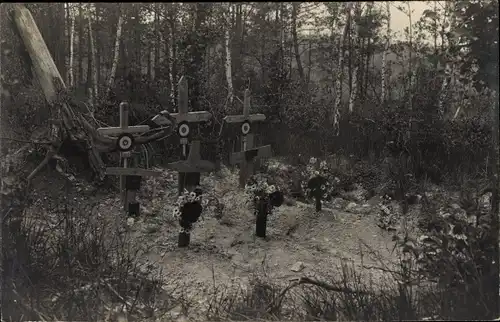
(68, 5, 75, 87)
(12, 4, 65, 103)
(224, 3, 234, 106)
(106, 9, 124, 98)
(78, 3, 84, 85)
(11, 3, 65, 149)
(333, 3, 353, 133)
(407, 2, 413, 114)
(381, 2, 391, 103)
(292, 2, 305, 85)
(169, 29, 175, 106)
(406, 2, 413, 141)
(88, 4, 98, 102)
(168, 4, 176, 106)
(438, 1, 456, 119)
(348, 3, 362, 114)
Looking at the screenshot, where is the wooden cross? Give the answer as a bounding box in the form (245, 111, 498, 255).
(97, 102, 161, 217)
(151, 76, 212, 144)
(223, 90, 270, 187)
(167, 140, 215, 247)
(229, 133, 272, 187)
(167, 140, 215, 192)
(223, 89, 266, 151)
(152, 76, 212, 195)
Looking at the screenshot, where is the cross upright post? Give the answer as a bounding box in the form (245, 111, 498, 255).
(153, 76, 212, 196)
(223, 90, 271, 187)
(97, 102, 161, 219)
(166, 140, 215, 247)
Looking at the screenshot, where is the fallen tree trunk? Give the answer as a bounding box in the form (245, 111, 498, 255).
(9, 4, 172, 184)
(11, 3, 107, 182)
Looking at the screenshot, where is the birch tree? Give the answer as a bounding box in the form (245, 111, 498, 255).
(68, 4, 75, 87)
(348, 2, 362, 113)
(438, 1, 456, 119)
(78, 3, 84, 85)
(167, 3, 177, 107)
(333, 2, 353, 134)
(292, 2, 305, 86)
(87, 3, 98, 102)
(105, 6, 123, 99)
(224, 3, 234, 106)
(381, 2, 391, 103)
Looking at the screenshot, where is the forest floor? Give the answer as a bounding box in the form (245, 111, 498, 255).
(25, 160, 421, 320)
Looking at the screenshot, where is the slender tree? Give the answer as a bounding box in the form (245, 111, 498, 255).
(105, 5, 124, 99)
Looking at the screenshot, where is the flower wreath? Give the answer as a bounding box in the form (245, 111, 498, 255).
(172, 187, 204, 233)
(301, 157, 337, 200)
(244, 175, 284, 215)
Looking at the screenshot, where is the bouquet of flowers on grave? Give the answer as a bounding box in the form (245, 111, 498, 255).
(172, 187, 205, 233)
(301, 157, 338, 200)
(244, 174, 284, 215)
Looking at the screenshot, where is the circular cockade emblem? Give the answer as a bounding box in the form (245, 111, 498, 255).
(116, 133, 134, 152)
(241, 121, 251, 135)
(178, 122, 190, 137)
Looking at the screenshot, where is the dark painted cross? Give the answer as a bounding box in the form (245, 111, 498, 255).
(223, 89, 271, 187)
(97, 102, 161, 218)
(166, 140, 215, 247)
(152, 76, 212, 195)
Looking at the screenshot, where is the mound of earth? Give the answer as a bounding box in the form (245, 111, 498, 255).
(23, 162, 407, 320)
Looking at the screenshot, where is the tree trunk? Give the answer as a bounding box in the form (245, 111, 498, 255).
(224, 3, 234, 107)
(86, 31, 92, 103)
(307, 38, 312, 86)
(361, 1, 374, 104)
(147, 44, 152, 81)
(381, 2, 391, 103)
(134, 4, 142, 75)
(487, 88, 500, 319)
(438, 2, 456, 119)
(168, 3, 177, 108)
(292, 2, 305, 86)
(106, 8, 124, 99)
(11, 4, 106, 181)
(68, 5, 75, 87)
(154, 3, 160, 81)
(407, 2, 413, 116)
(186, 3, 209, 112)
(348, 3, 362, 114)
(87, 4, 98, 103)
(78, 3, 84, 85)
(95, 3, 101, 86)
(232, 3, 243, 93)
(333, 3, 353, 133)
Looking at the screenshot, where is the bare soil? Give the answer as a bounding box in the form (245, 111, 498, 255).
(25, 164, 402, 319)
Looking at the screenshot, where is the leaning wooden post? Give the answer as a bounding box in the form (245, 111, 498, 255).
(11, 4, 65, 103)
(152, 76, 212, 196)
(10, 4, 107, 181)
(97, 102, 161, 218)
(223, 89, 268, 187)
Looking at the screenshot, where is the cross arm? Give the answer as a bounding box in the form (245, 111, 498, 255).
(229, 145, 272, 165)
(223, 114, 266, 124)
(171, 111, 212, 123)
(105, 167, 162, 177)
(97, 125, 150, 136)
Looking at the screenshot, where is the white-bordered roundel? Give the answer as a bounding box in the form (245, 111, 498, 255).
(241, 121, 251, 135)
(178, 122, 190, 137)
(117, 134, 134, 151)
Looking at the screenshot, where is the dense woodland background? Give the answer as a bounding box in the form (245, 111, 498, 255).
(0, 2, 499, 320)
(1, 1, 498, 183)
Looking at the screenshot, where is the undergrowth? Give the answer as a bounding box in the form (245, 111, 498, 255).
(3, 156, 497, 321)
(2, 205, 173, 321)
